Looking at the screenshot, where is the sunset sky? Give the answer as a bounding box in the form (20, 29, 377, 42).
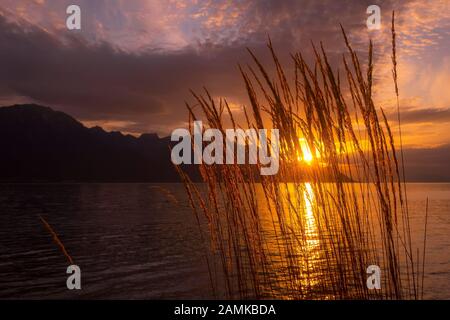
(0, 0, 449, 180)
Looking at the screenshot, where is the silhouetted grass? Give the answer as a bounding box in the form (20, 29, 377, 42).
(39, 215, 74, 265)
(178, 12, 424, 299)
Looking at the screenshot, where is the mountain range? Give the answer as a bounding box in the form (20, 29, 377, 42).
(1, 104, 448, 182)
(0, 104, 199, 182)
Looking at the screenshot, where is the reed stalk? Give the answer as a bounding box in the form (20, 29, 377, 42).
(178, 16, 422, 299)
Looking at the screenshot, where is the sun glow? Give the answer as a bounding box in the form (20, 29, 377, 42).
(297, 138, 315, 165)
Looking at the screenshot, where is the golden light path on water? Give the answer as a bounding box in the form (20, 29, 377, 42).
(299, 182, 321, 291)
(303, 183, 320, 250)
(260, 182, 325, 298)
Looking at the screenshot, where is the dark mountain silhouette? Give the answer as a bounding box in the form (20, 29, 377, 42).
(0, 104, 199, 182)
(0, 104, 445, 183)
(0, 104, 366, 183)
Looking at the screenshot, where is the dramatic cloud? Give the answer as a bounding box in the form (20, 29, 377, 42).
(386, 107, 450, 124)
(0, 0, 448, 139)
(404, 144, 450, 182)
(0, 13, 253, 133)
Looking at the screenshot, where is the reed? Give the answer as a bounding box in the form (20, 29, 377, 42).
(178, 13, 423, 299)
(39, 215, 74, 265)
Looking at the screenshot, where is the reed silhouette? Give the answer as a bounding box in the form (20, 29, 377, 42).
(178, 13, 425, 299)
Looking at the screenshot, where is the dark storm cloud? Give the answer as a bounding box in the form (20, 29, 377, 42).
(0, 14, 248, 126)
(0, 0, 404, 133)
(404, 144, 450, 182)
(0, 0, 446, 136)
(0, 15, 154, 117)
(386, 108, 450, 124)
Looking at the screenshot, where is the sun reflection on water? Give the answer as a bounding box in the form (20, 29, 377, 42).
(303, 183, 320, 249)
(259, 182, 326, 298)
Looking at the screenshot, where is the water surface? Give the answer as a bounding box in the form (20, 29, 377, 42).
(0, 183, 448, 299)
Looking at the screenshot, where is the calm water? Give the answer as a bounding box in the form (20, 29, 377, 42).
(0, 183, 448, 299)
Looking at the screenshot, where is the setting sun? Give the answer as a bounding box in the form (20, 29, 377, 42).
(297, 138, 315, 165)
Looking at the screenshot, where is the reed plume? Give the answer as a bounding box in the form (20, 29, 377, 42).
(178, 16, 423, 299)
(39, 215, 74, 265)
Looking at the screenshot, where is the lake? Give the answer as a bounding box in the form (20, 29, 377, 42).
(0, 183, 448, 299)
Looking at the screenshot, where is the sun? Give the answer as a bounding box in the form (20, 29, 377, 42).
(297, 138, 314, 165)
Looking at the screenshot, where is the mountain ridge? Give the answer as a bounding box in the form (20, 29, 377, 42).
(2, 104, 447, 182)
(0, 104, 198, 182)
